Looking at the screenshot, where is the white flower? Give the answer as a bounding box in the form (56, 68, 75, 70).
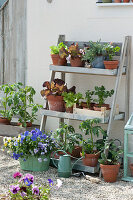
(56, 179, 62, 190)
(43, 158, 48, 162)
(38, 158, 42, 162)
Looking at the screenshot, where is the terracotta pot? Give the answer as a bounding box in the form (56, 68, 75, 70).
(82, 152, 100, 167)
(51, 54, 67, 66)
(100, 163, 120, 183)
(123, 0, 130, 2)
(65, 105, 73, 113)
(104, 60, 119, 69)
(93, 104, 110, 111)
(114, 0, 121, 2)
(70, 57, 83, 67)
(71, 146, 82, 158)
(17, 122, 32, 127)
(0, 117, 10, 125)
(47, 95, 65, 112)
(129, 163, 133, 176)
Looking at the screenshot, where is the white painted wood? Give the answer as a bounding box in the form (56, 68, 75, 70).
(96, 2, 133, 7)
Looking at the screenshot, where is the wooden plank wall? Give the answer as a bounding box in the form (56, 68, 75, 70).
(0, 0, 27, 85)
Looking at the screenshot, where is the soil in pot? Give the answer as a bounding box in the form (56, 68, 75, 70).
(51, 54, 67, 66)
(0, 117, 10, 125)
(82, 152, 100, 167)
(93, 104, 110, 111)
(70, 57, 83, 67)
(47, 95, 65, 112)
(100, 163, 120, 183)
(104, 60, 119, 69)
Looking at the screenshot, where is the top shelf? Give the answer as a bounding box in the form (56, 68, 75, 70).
(49, 65, 126, 76)
(96, 2, 133, 7)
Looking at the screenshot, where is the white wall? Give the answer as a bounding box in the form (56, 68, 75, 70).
(27, 0, 133, 143)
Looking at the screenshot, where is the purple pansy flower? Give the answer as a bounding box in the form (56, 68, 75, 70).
(31, 135, 37, 141)
(12, 153, 20, 160)
(10, 185, 20, 194)
(24, 131, 29, 136)
(24, 174, 34, 184)
(32, 186, 40, 195)
(24, 178, 32, 186)
(14, 141, 18, 146)
(48, 179, 54, 187)
(21, 191, 27, 197)
(34, 149, 38, 154)
(13, 172, 22, 179)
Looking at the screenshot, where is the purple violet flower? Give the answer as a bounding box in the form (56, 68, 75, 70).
(21, 191, 27, 197)
(31, 135, 37, 141)
(48, 179, 54, 187)
(24, 174, 34, 184)
(34, 149, 38, 154)
(24, 178, 32, 186)
(32, 186, 40, 195)
(24, 131, 29, 136)
(10, 185, 20, 194)
(13, 172, 22, 179)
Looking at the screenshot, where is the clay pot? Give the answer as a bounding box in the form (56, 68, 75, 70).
(104, 60, 119, 69)
(65, 105, 73, 113)
(100, 163, 120, 182)
(114, 0, 121, 2)
(70, 57, 83, 67)
(51, 54, 67, 66)
(0, 117, 10, 125)
(82, 152, 100, 167)
(129, 163, 133, 176)
(47, 95, 65, 112)
(123, 0, 130, 2)
(93, 104, 110, 111)
(17, 122, 32, 127)
(71, 146, 82, 158)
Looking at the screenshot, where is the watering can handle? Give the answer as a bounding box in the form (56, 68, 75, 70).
(72, 156, 83, 169)
(52, 150, 68, 168)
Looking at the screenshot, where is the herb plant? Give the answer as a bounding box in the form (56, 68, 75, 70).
(50, 42, 68, 58)
(79, 119, 105, 155)
(53, 123, 82, 153)
(94, 85, 114, 107)
(103, 43, 120, 61)
(62, 92, 83, 108)
(85, 90, 94, 108)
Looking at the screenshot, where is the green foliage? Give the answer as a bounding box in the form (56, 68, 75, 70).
(53, 123, 82, 153)
(103, 43, 120, 61)
(85, 90, 94, 108)
(50, 42, 68, 58)
(94, 85, 114, 107)
(99, 139, 123, 165)
(79, 119, 105, 154)
(0, 82, 22, 120)
(12, 83, 42, 127)
(82, 40, 104, 63)
(62, 92, 83, 108)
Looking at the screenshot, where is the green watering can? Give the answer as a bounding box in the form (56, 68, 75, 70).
(52, 150, 82, 178)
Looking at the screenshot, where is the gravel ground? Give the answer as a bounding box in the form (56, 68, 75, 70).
(1, 150, 133, 200)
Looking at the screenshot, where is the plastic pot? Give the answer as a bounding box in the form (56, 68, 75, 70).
(92, 56, 105, 69)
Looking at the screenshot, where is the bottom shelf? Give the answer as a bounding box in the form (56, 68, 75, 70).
(50, 158, 99, 174)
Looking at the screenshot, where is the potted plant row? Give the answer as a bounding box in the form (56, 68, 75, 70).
(50, 41, 120, 69)
(0, 83, 42, 127)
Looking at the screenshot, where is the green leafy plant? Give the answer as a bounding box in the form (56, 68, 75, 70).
(103, 43, 120, 61)
(62, 92, 83, 108)
(79, 119, 106, 155)
(68, 43, 84, 59)
(94, 85, 114, 107)
(12, 83, 42, 127)
(0, 83, 22, 120)
(53, 123, 82, 153)
(85, 90, 94, 108)
(99, 139, 123, 165)
(82, 40, 104, 63)
(50, 42, 68, 58)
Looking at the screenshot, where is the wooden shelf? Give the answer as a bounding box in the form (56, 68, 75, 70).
(96, 2, 133, 7)
(49, 65, 126, 76)
(41, 109, 125, 124)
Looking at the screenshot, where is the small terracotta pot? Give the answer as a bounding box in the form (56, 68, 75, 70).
(114, 0, 121, 2)
(104, 60, 119, 69)
(93, 104, 110, 111)
(70, 57, 83, 67)
(82, 152, 100, 167)
(129, 163, 133, 176)
(51, 54, 67, 66)
(17, 122, 32, 127)
(100, 163, 120, 183)
(71, 146, 82, 158)
(0, 117, 10, 125)
(65, 104, 73, 113)
(123, 0, 130, 2)
(47, 95, 65, 112)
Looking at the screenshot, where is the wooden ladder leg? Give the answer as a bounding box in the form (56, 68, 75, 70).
(59, 72, 65, 126)
(40, 71, 56, 131)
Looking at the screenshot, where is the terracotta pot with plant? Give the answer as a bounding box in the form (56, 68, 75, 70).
(93, 85, 114, 111)
(62, 92, 83, 113)
(82, 40, 105, 69)
(68, 43, 84, 67)
(123, 0, 130, 2)
(79, 119, 106, 167)
(103, 43, 120, 69)
(50, 42, 68, 66)
(99, 139, 123, 183)
(52, 123, 83, 158)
